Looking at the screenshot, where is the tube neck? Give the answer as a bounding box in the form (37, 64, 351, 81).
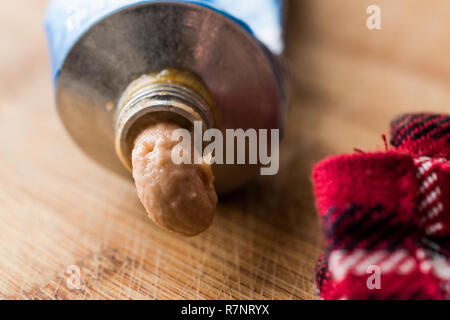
(115, 70, 216, 171)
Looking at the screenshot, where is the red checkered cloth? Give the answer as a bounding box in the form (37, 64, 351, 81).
(313, 113, 450, 300)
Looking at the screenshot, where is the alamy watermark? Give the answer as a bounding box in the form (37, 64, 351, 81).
(366, 265, 381, 290)
(171, 121, 280, 176)
(66, 265, 81, 290)
(367, 5, 381, 30)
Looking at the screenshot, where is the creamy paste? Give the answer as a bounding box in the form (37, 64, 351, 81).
(132, 122, 218, 236)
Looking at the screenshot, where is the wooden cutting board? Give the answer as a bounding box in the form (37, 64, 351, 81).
(1, 0, 450, 299)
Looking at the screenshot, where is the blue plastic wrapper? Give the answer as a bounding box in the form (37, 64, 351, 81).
(44, 0, 284, 83)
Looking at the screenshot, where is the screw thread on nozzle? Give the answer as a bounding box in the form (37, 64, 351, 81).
(115, 69, 217, 172)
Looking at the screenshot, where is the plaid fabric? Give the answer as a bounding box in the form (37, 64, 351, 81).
(313, 113, 450, 300)
(391, 113, 450, 158)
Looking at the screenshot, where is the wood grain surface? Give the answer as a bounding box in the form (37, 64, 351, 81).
(1, 0, 450, 300)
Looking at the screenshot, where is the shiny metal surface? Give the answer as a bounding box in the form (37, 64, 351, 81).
(56, 2, 283, 186)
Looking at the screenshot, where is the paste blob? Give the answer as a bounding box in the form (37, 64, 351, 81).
(132, 122, 218, 236)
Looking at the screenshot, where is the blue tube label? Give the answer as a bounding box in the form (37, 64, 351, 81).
(44, 0, 284, 82)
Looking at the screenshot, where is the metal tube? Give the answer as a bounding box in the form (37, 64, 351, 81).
(45, 1, 286, 192)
